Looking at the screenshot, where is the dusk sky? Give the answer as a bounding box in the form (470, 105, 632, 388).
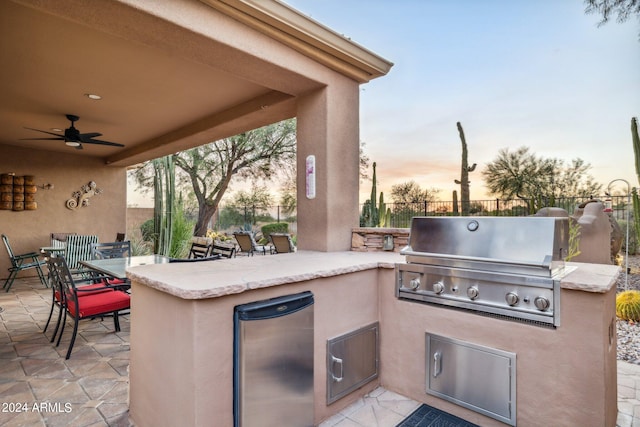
(284, 0, 640, 201)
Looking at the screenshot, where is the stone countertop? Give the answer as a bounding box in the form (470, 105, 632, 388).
(562, 262, 621, 293)
(127, 250, 403, 300)
(126, 251, 620, 300)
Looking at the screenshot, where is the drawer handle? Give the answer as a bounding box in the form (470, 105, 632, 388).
(331, 355, 344, 382)
(433, 351, 442, 378)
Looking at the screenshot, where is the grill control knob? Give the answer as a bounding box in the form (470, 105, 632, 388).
(432, 281, 445, 294)
(408, 278, 421, 290)
(467, 286, 479, 300)
(534, 296, 551, 311)
(505, 292, 519, 306)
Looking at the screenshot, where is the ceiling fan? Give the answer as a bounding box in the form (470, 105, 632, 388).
(22, 114, 124, 150)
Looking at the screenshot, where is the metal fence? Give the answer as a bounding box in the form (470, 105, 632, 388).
(209, 195, 631, 231)
(367, 196, 631, 228)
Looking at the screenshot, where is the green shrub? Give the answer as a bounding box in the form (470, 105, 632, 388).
(261, 223, 289, 239)
(169, 201, 195, 258)
(140, 219, 155, 242)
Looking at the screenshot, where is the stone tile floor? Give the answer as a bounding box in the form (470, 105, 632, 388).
(1, 276, 639, 427)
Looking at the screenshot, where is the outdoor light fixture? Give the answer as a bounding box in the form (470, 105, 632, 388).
(383, 235, 394, 251)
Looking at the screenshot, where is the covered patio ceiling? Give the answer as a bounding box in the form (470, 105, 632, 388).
(0, 0, 391, 167)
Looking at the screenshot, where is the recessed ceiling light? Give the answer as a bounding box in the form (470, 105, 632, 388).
(51, 128, 63, 132)
(85, 93, 102, 100)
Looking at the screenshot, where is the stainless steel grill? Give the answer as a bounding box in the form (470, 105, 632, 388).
(395, 216, 570, 327)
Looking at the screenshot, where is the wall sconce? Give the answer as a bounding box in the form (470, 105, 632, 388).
(383, 235, 394, 251)
(38, 183, 54, 190)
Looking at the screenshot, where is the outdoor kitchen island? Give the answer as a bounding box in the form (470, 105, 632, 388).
(126, 250, 619, 427)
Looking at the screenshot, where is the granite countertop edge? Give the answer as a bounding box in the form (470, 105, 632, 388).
(127, 251, 401, 300)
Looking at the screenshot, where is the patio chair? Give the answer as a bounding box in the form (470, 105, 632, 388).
(189, 242, 212, 259)
(64, 234, 99, 275)
(50, 232, 77, 249)
(91, 241, 132, 290)
(48, 255, 130, 359)
(233, 231, 272, 256)
(43, 253, 113, 343)
(269, 233, 296, 254)
(211, 243, 236, 258)
(169, 254, 222, 263)
(2, 234, 47, 292)
(91, 241, 131, 259)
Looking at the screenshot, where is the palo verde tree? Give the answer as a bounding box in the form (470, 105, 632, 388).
(133, 118, 296, 237)
(482, 146, 602, 214)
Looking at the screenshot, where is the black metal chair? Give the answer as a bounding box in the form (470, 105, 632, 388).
(49, 255, 130, 359)
(169, 254, 222, 263)
(43, 253, 113, 343)
(2, 234, 47, 292)
(211, 243, 236, 258)
(189, 242, 212, 259)
(91, 241, 131, 290)
(91, 241, 131, 259)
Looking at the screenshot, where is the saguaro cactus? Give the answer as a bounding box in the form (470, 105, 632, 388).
(454, 122, 477, 216)
(360, 162, 391, 227)
(452, 190, 459, 215)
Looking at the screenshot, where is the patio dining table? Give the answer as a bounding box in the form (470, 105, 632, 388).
(79, 255, 170, 280)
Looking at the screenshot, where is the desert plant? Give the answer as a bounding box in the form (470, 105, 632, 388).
(565, 217, 582, 262)
(261, 222, 289, 239)
(616, 290, 640, 322)
(454, 122, 477, 215)
(452, 190, 459, 215)
(168, 198, 195, 258)
(360, 162, 390, 227)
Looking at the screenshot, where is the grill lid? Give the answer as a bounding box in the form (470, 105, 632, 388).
(401, 216, 569, 277)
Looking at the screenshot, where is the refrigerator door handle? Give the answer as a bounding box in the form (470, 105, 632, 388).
(330, 354, 344, 382)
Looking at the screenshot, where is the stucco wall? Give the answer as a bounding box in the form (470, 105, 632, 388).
(0, 145, 126, 279)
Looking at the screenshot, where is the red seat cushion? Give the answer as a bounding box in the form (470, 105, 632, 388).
(74, 283, 115, 296)
(66, 291, 130, 318)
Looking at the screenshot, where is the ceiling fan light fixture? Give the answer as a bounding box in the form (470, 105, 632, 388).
(65, 141, 81, 147)
(85, 93, 102, 100)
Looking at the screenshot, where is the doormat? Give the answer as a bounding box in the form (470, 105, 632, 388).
(396, 404, 480, 427)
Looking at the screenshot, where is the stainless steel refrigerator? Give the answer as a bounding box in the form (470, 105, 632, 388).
(233, 291, 314, 427)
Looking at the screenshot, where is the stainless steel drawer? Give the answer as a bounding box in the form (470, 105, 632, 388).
(426, 333, 516, 426)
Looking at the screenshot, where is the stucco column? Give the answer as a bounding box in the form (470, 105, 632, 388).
(296, 81, 360, 251)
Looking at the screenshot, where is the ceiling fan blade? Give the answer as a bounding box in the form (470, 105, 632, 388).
(79, 132, 102, 140)
(24, 127, 64, 138)
(84, 138, 125, 147)
(20, 137, 65, 140)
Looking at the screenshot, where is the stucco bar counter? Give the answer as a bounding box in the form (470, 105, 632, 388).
(127, 251, 620, 427)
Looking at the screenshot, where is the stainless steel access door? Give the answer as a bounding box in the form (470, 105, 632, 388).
(426, 333, 516, 426)
(234, 292, 314, 427)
